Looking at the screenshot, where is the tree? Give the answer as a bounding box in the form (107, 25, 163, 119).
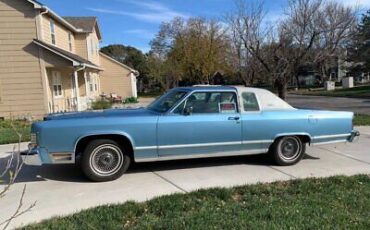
(312, 1, 357, 81)
(150, 17, 231, 87)
(347, 10, 370, 75)
(227, 0, 355, 99)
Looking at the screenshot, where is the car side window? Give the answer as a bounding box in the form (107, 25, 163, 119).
(174, 92, 237, 114)
(242, 92, 259, 111)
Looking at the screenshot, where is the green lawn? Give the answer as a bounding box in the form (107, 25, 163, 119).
(354, 114, 370, 126)
(294, 85, 370, 98)
(0, 120, 31, 145)
(23, 175, 370, 230)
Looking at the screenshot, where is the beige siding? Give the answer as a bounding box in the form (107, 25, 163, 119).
(0, 0, 46, 118)
(74, 34, 88, 59)
(100, 55, 134, 98)
(41, 15, 75, 53)
(86, 27, 100, 65)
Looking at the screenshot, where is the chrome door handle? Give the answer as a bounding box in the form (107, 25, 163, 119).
(228, 116, 240, 121)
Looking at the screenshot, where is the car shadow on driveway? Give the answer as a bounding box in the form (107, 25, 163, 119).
(1, 153, 319, 184)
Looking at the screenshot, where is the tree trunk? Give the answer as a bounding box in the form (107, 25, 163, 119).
(275, 78, 287, 100)
(295, 74, 301, 88)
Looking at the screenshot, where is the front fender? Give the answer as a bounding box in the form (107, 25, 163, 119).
(73, 130, 136, 153)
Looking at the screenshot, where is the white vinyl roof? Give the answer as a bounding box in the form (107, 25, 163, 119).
(234, 86, 295, 111)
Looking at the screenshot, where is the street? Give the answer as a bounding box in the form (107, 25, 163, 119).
(287, 94, 370, 115)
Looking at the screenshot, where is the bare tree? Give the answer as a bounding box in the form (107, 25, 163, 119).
(227, 0, 355, 99)
(313, 1, 357, 81)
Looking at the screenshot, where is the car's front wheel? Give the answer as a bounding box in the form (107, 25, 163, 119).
(81, 139, 130, 182)
(270, 136, 305, 166)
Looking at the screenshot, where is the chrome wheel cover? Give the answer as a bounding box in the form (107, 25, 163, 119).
(89, 144, 124, 177)
(277, 137, 301, 161)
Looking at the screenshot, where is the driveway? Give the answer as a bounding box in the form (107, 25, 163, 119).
(1, 126, 369, 229)
(287, 94, 370, 115)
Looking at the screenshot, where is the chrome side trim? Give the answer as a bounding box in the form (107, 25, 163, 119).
(135, 148, 269, 162)
(312, 133, 351, 140)
(135, 146, 157, 150)
(311, 139, 348, 146)
(158, 141, 241, 150)
(242, 140, 273, 144)
(135, 140, 273, 151)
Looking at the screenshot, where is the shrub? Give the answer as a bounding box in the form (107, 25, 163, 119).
(91, 99, 112, 110)
(123, 97, 138, 104)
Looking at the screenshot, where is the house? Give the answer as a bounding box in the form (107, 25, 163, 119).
(0, 0, 138, 119)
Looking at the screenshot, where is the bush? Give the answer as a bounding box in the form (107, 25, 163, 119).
(91, 99, 112, 110)
(123, 97, 138, 104)
(0, 119, 31, 144)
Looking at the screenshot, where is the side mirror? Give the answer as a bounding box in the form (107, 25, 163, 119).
(183, 106, 193, 116)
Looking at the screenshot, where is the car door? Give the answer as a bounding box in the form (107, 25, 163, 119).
(157, 91, 243, 157)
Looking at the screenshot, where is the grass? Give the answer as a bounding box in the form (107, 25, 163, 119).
(0, 120, 31, 144)
(23, 175, 370, 230)
(91, 99, 112, 110)
(293, 85, 370, 98)
(123, 97, 139, 104)
(354, 114, 370, 126)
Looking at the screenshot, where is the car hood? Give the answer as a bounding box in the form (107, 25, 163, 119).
(44, 108, 158, 120)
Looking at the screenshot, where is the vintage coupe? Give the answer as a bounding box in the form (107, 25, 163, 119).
(24, 86, 359, 181)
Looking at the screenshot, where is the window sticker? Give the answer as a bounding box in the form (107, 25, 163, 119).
(219, 103, 236, 113)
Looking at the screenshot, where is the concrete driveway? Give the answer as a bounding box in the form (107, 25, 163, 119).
(287, 94, 370, 115)
(0, 126, 369, 229)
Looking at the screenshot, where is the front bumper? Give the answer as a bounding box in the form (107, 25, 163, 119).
(20, 145, 53, 166)
(348, 130, 360, 142)
(21, 145, 75, 165)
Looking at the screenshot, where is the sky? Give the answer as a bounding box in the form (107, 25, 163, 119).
(41, 0, 370, 53)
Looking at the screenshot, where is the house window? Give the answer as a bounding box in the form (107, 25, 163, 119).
(94, 76, 98, 91)
(68, 33, 72, 51)
(52, 71, 62, 97)
(87, 75, 93, 92)
(91, 39, 95, 56)
(50, 20, 56, 45)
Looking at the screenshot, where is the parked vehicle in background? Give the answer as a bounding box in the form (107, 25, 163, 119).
(23, 86, 360, 182)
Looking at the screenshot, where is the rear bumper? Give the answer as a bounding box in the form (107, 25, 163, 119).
(348, 130, 360, 142)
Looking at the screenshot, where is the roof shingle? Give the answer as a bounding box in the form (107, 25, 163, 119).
(62, 17, 97, 32)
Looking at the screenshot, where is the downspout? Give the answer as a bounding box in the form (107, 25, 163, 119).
(73, 65, 86, 111)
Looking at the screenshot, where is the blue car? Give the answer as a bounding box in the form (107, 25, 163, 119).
(24, 86, 360, 181)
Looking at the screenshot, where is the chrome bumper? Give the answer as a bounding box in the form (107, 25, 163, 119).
(21, 147, 42, 166)
(348, 130, 360, 142)
(21, 144, 74, 165)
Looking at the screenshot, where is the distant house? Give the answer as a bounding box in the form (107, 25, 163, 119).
(0, 0, 139, 119)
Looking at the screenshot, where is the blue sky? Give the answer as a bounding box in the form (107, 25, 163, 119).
(42, 0, 370, 53)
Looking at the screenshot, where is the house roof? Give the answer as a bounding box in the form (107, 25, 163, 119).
(33, 39, 102, 70)
(26, 1, 102, 39)
(63, 17, 97, 31)
(63, 17, 102, 40)
(99, 52, 139, 76)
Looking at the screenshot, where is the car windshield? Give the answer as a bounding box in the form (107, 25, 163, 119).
(147, 90, 188, 113)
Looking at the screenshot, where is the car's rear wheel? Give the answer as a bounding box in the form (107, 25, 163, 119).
(270, 136, 305, 166)
(81, 139, 130, 182)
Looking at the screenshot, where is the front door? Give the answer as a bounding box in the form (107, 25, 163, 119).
(157, 91, 242, 157)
